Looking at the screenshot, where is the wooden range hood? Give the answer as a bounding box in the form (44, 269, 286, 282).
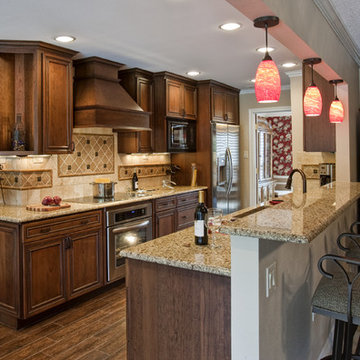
(73, 57, 151, 131)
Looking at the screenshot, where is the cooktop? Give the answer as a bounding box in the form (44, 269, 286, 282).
(65, 191, 152, 204)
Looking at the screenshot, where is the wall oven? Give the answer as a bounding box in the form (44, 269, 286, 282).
(106, 202, 152, 282)
(167, 118, 196, 152)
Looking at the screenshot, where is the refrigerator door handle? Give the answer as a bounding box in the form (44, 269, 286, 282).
(226, 147, 234, 195)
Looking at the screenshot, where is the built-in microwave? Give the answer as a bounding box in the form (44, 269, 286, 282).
(167, 118, 196, 152)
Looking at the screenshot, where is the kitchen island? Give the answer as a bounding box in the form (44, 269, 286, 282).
(121, 182, 360, 360)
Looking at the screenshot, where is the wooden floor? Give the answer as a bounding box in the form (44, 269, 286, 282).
(0, 284, 126, 360)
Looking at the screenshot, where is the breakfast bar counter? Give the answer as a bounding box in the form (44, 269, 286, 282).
(121, 181, 360, 360)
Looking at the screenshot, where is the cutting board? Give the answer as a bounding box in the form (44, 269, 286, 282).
(26, 203, 71, 212)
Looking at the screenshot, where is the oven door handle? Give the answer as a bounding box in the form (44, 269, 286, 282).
(111, 220, 150, 234)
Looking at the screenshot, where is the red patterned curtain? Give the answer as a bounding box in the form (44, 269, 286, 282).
(266, 116, 292, 176)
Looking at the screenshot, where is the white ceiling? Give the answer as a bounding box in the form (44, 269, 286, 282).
(0, 0, 301, 90)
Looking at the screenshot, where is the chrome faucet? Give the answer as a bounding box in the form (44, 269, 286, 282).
(162, 179, 176, 189)
(285, 169, 307, 193)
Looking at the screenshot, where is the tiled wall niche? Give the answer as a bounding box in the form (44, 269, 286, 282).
(0, 128, 171, 205)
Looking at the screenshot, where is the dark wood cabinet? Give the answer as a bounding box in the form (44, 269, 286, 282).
(166, 79, 197, 120)
(210, 83, 239, 124)
(24, 236, 67, 316)
(154, 191, 199, 237)
(0, 41, 77, 155)
(42, 52, 73, 154)
(303, 64, 336, 152)
(153, 72, 197, 152)
(0, 210, 104, 328)
(118, 68, 154, 153)
(67, 229, 103, 299)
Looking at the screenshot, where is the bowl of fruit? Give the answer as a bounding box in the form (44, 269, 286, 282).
(42, 195, 62, 206)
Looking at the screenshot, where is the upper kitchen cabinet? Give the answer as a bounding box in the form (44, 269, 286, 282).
(303, 64, 336, 152)
(0, 41, 77, 155)
(153, 72, 197, 152)
(207, 81, 239, 124)
(118, 68, 153, 153)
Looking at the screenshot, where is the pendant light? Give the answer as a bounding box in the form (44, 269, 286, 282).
(329, 79, 344, 123)
(303, 58, 322, 117)
(253, 16, 281, 103)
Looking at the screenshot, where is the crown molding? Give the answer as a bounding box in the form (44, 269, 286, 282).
(313, 0, 360, 66)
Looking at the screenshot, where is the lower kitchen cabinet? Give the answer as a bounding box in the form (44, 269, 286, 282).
(154, 191, 199, 237)
(0, 209, 104, 328)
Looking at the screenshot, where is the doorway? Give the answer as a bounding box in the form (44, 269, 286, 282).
(249, 107, 292, 206)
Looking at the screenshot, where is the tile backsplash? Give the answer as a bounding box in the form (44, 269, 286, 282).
(0, 128, 170, 205)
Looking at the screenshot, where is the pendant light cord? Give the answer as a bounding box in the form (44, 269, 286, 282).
(334, 83, 338, 100)
(264, 23, 271, 60)
(311, 64, 314, 86)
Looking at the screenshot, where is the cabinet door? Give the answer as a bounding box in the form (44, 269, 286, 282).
(137, 77, 153, 152)
(67, 229, 103, 299)
(176, 205, 196, 231)
(156, 209, 176, 238)
(24, 237, 66, 317)
(183, 84, 197, 120)
(225, 92, 239, 124)
(211, 89, 226, 122)
(43, 53, 73, 154)
(166, 79, 183, 118)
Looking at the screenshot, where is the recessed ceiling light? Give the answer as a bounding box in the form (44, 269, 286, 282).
(219, 22, 242, 31)
(282, 62, 297, 68)
(256, 47, 274, 53)
(187, 71, 200, 76)
(250, 79, 256, 83)
(54, 35, 76, 43)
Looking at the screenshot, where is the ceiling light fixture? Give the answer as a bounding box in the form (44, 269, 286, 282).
(329, 79, 344, 123)
(282, 62, 297, 68)
(256, 46, 275, 53)
(54, 35, 76, 43)
(219, 22, 242, 31)
(250, 79, 256, 83)
(303, 58, 322, 117)
(186, 71, 200, 77)
(253, 16, 281, 103)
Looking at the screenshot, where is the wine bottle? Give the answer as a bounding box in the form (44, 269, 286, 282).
(132, 171, 138, 191)
(194, 191, 208, 245)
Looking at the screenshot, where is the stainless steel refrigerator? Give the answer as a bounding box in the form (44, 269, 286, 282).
(211, 122, 240, 215)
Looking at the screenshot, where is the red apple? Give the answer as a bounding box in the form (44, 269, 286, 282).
(42, 196, 54, 206)
(53, 196, 62, 205)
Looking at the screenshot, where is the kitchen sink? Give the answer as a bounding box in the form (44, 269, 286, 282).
(231, 205, 269, 219)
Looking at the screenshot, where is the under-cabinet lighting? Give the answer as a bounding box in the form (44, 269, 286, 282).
(256, 47, 275, 53)
(219, 22, 242, 31)
(54, 35, 76, 43)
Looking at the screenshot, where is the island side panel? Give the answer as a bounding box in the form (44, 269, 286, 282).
(126, 258, 231, 360)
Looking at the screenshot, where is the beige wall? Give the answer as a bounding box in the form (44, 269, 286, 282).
(239, 89, 291, 208)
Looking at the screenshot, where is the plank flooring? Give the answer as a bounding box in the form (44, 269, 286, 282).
(0, 284, 126, 360)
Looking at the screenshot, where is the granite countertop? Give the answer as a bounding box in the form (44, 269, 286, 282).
(221, 181, 360, 243)
(0, 186, 206, 223)
(121, 227, 231, 277)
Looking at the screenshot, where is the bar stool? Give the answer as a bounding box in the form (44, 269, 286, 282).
(312, 254, 360, 360)
(337, 233, 360, 259)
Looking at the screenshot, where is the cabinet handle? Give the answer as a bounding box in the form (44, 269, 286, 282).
(70, 141, 75, 152)
(182, 215, 187, 219)
(65, 236, 73, 249)
(40, 227, 51, 233)
(224, 113, 228, 121)
(182, 109, 185, 117)
(80, 219, 89, 225)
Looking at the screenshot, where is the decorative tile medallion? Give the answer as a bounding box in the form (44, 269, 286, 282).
(302, 164, 320, 179)
(58, 134, 114, 177)
(0, 170, 52, 190)
(119, 164, 171, 180)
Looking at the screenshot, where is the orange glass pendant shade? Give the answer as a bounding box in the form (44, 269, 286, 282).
(329, 98, 344, 123)
(303, 85, 322, 117)
(255, 59, 281, 103)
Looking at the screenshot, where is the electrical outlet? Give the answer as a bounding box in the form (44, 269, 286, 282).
(266, 262, 277, 298)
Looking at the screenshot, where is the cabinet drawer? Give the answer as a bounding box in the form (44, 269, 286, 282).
(176, 206, 195, 230)
(23, 210, 102, 242)
(155, 196, 176, 212)
(176, 192, 198, 207)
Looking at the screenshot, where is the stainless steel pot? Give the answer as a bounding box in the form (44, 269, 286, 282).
(91, 182, 117, 198)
